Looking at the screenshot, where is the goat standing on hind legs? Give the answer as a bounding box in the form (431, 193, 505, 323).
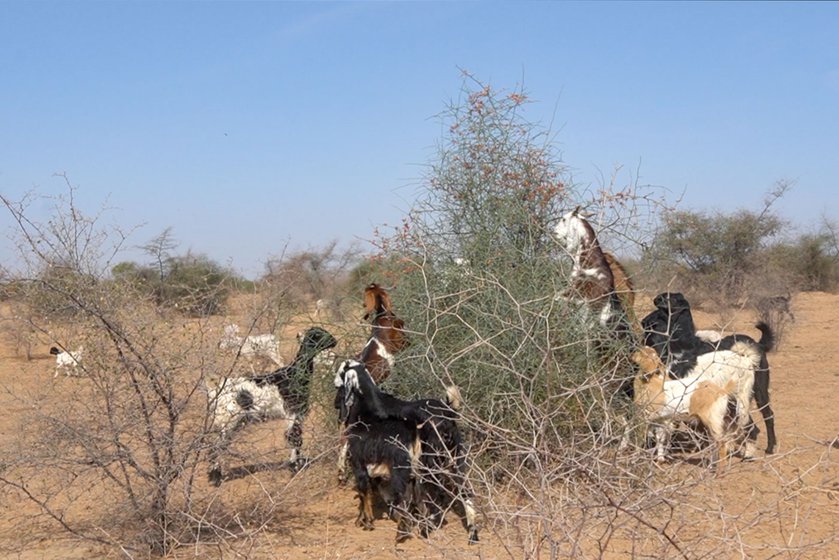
(553, 207, 638, 396)
(552, 208, 634, 340)
(359, 283, 409, 384)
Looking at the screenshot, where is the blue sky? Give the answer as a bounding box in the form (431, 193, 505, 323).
(2, 1, 837, 278)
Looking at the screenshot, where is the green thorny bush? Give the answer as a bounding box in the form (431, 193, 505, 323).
(366, 77, 652, 475)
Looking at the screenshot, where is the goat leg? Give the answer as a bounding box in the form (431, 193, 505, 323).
(753, 369, 777, 454)
(206, 432, 232, 487)
(653, 424, 670, 462)
(286, 418, 306, 472)
(462, 494, 480, 544)
(355, 485, 376, 530)
(336, 440, 351, 485)
(391, 489, 414, 543)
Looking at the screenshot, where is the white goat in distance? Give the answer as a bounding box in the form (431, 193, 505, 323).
(50, 346, 84, 377)
(219, 324, 284, 368)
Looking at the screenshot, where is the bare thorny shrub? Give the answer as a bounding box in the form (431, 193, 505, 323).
(0, 185, 316, 557)
(365, 77, 837, 558)
(1, 82, 836, 559)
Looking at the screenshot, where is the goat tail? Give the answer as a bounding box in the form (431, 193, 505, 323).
(445, 385, 464, 412)
(754, 321, 775, 353)
(729, 340, 763, 371)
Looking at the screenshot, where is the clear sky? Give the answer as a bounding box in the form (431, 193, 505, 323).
(2, 1, 837, 278)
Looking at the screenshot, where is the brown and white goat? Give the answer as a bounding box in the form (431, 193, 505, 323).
(359, 283, 409, 383)
(631, 343, 759, 469)
(553, 208, 631, 337)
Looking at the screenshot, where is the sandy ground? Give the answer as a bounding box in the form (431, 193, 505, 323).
(1, 292, 837, 559)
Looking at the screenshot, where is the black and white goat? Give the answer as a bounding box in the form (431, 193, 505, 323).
(206, 326, 337, 485)
(641, 292, 777, 455)
(50, 346, 83, 377)
(333, 359, 479, 544)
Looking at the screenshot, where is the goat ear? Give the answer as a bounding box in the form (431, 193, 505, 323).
(377, 290, 393, 313)
(363, 284, 379, 316)
(340, 387, 354, 422)
(356, 366, 389, 419)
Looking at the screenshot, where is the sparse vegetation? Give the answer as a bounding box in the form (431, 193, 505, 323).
(0, 82, 837, 559)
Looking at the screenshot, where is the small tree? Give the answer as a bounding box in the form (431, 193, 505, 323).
(111, 230, 235, 317)
(643, 182, 790, 305)
(0, 183, 288, 555)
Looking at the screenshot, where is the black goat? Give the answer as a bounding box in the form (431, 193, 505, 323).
(333, 359, 479, 544)
(641, 292, 777, 455)
(344, 415, 422, 540)
(207, 326, 338, 486)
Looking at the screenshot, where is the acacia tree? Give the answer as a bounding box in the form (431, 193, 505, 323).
(642, 181, 791, 304)
(357, 77, 837, 560)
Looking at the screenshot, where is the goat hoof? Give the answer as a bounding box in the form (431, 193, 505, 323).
(208, 468, 223, 487)
(741, 441, 758, 460)
(468, 530, 480, 544)
(356, 518, 374, 530)
(289, 457, 310, 473)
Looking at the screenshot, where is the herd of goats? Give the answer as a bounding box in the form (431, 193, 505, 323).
(45, 208, 779, 545)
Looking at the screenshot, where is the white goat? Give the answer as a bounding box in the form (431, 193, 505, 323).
(50, 346, 83, 377)
(632, 342, 760, 468)
(219, 324, 283, 367)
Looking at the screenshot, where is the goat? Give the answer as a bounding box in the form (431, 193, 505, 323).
(553, 208, 632, 338)
(297, 329, 337, 374)
(632, 343, 759, 469)
(359, 283, 409, 384)
(344, 415, 423, 541)
(641, 292, 776, 455)
(219, 324, 284, 368)
(206, 327, 337, 485)
(334, 359, 479, 544)
(49, 346, 83, 377)
(553, 208, 639, 410)
(604, 251, 641, 334)
(604, 251, 635, 312)
(337, 283, 410, 482)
